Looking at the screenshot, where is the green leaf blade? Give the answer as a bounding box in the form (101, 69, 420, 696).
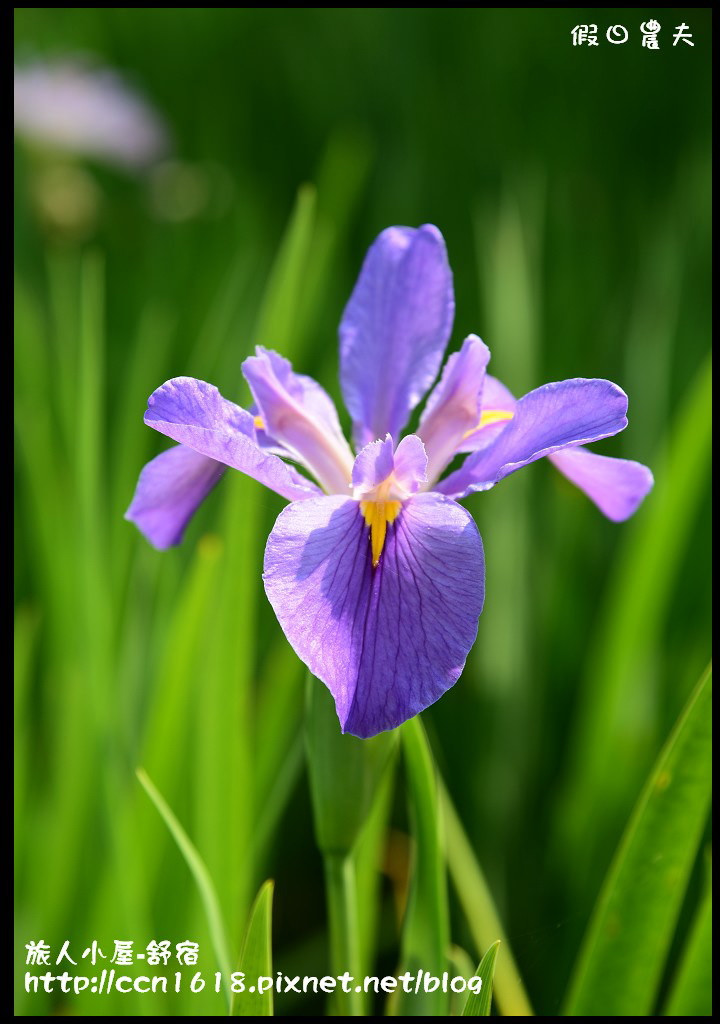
(663, 855, 712, 1016)
(564, 665, 712, 1016)
(136, 767, 232, 1006)
(396, 718, 450, 1016)
(231, 880, 275, 1016)
(463, 941, 501, 1016)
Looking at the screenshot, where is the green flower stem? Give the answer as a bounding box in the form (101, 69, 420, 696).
(398, 718, 450, 1015)
(324, 851, 365, 1016)
(305, 676, 396, 1014)
(439, 780, 534, 1016)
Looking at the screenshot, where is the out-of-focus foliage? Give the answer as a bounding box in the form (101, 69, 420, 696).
(15, 8, 710, 1016)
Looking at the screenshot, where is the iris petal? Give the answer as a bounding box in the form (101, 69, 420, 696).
(549, 447, 654, 521)
(263, 492, 485, 738)
(351, 435, 396, 494)
(437, 378, 629, 499)
(243, 347, 354, 494)
(418, 334, 490, 483)
(125, 444, 225, 549)
(143, 376, 323, 502)
(392, 435, 428, 494)
(339, 224, 455, 448)
(458, 373, 517, 452)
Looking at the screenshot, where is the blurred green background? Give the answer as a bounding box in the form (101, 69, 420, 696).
(15, 8, 711, 1017)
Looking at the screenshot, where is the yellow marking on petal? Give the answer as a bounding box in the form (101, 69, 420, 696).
(479, 408, 514, 428)
(253, 415, 265, 430)
(462, 408, 514, 440)
(360, 499, 402, 568)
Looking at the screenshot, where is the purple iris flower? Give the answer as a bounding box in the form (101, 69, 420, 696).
(126, 225, 653, 738)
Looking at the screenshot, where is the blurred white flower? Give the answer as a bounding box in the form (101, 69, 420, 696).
(14, 59, 169, 170)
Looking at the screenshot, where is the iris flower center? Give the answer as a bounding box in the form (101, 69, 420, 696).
(359, 487, 402, 568)
(461, 407, 514, 441)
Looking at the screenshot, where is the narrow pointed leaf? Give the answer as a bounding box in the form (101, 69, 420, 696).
(559, 358, 712, 884)
(396, 718, 449, 1015)
(463, 941, 501, 1016)
(564, 665, 712, 1015)
(662, 855, 712, 1016)
(231, 880, 275, 1016)
(306, 674, 396, 855)
(251, 183, 316, 358)
(136, 767, 232, 1005)
(441, 781, 534, 1016)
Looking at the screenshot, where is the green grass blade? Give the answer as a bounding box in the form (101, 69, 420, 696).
(188, 250, 254, 375)
(558, 358, 712, 883)
(324, 852, 364, 1016)
(46, 248, 81, 454)
(252, 731, 304, 867)
(253, 646, 305, 854)
(110, 301, 176, 562)
(448, 946, 480, 1016)
(471, 186, 541, 878)
(463, 941, 501, 1016)
(440, 781, 534, 1016)
(306, 677, 396, 1016)
(231, 880, 275, 1016)
(564, 664, 712, 1016)
(353, 755, 397, 982)
(194, 185, 321, 949)
(192, 472, 259, 943)
(662, 854, 712, 1016)
(292, 128, 372, 355)
(396, 717, 449, 1016)
(251, 183, 316, 356)
(13, 605, 40, 865)
(114, 534, 225, 905)
(136, 767, 233, 1006)
(306, 675, 396, 855)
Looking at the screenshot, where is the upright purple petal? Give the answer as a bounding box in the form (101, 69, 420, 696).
(392, 435, 428, 494)
(351, 435, 396, 493)
(351, 434, 428, 498)
(243, 348, 354, 495)
(418, 335, 490, 483)
(125, 444, 225, 549)
(340, 225, 455, 448)
(144, 377, 323, 502)
(458, 373, 518, 453)
(481, 374, 517, 412)
(246, 347, 348, 444)
(437, 378, 629, 499)
(549, 447, 654, 521)
(263, 492, 484, 738)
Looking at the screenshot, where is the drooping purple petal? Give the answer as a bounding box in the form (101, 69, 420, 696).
(418, 334, 490, 483)
(144, 377, 323, 502)
(437, 378, 629, 499)
(125, 444, 225, 549)
(263, 492, 484, 738)
(339, 225, 455, 448)
(242, 347, 354, 495)
(549, 447, 654, 521)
